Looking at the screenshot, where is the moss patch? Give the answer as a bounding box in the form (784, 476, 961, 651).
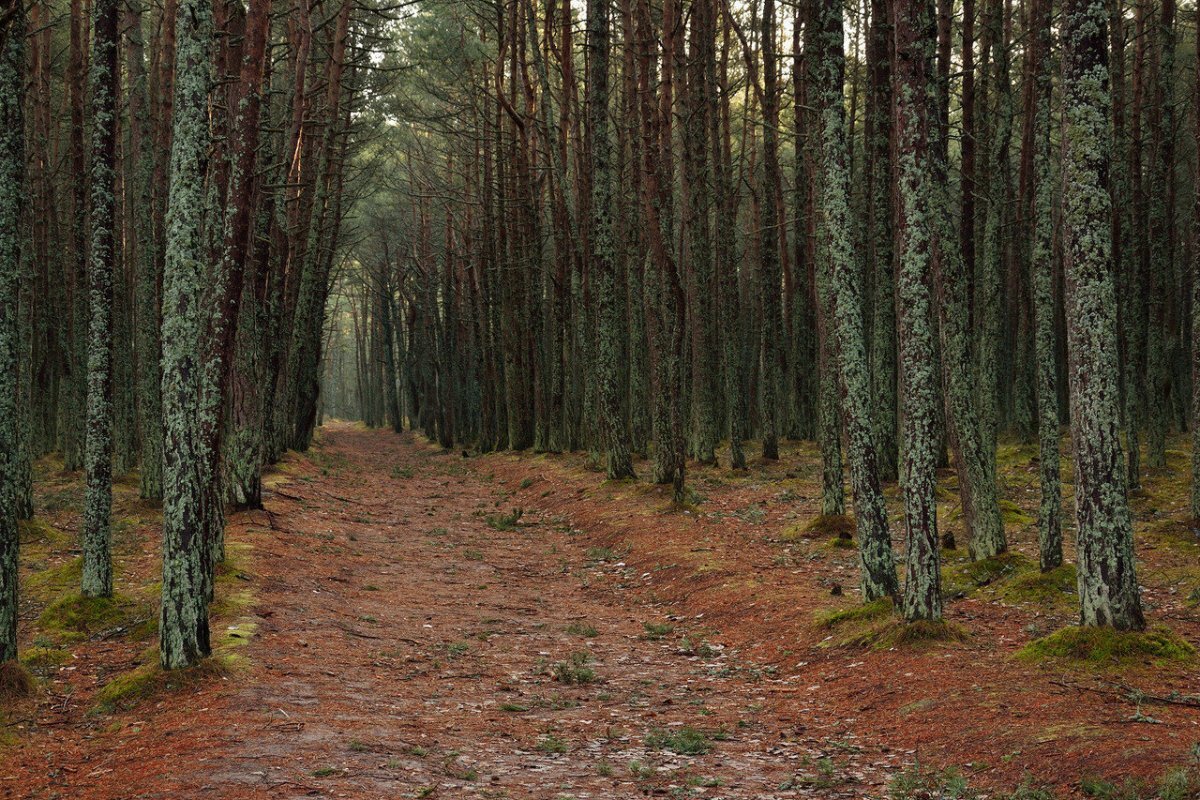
(942, 552, 1033, 598)
(816, 597, 893, 629)
(998, 499, 1035, 526)
(93, 656, 237, 714)
(838, 619, 970, 650)
(38, 593, 154, 642)
(20, 646, 70, 676)
(1018, 624, 1194, 667)
(992, 564, 1077, 611)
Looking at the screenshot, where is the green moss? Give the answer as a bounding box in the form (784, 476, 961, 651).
(993, 564, 1077, 610)
(839, 619, 969, 650)
(93, 656, 236, 714)
(38, 593, 154, 641)
(17, 518, 70, 547)
(20, 646, 70, 675)
(1018, 624, 1194, 666)
(998, 499, 1035, 526)
(816, 597, 893, 629)
(826, 534, 856, 550)
(942, 552, 1033, 598)
(24, 557, 84, 601)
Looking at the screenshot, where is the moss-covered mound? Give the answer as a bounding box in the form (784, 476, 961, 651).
(0, 660, 34, 700)
(816, 597, 893, 629)
(942, 552, 1033, 598)
(38, 593, 155, 642)
(840, 618, 970, 650)
(992, 563, 1077, 610)
(1018, 624, 1194, 666)
(780, 513, 855, 542)
(93, 657, 234, 714)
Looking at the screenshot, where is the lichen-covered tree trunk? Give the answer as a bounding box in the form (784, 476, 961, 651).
(866, 0, 897, 483)
(82, 0, 119, 599)
(127, 0, 163, 503)
(757, 0, 783, 462)
(931, 154, 1007, 560)
(159, 0, 215, 670)
(683, 0, 718, 467)
(1192, 0, 1200, 520)
(62, 0, 87, 473)
(587, 0, 635, 480)
(1144, 0, 1175, 470)
(893, 0, 943, 622)
(0, 0, 25, 663)
(715, 9, 745, 470)
(1060, 0, 1145, 631)
(1028, 0, 1062, 571)
(815, 0, 897, 602)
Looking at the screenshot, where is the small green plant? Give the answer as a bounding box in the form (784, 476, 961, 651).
(312, 767, 338, 778)
(500, 702, 529, 712)
(645, 726, 712, 755)
(889, 763, 972, 800)
(629, 759, 654, 779)
(485, 508, 523, 531)
(586, 546, 618, 562)
(536, 732, 568, 754)
(641, 621, 675, 640)
(565, 621, 598, 637)
(348, 739, 368, 752)
(519, 477, 535, 489)
(463, 549, 484, 561)
(596, 761, 614, 777)
(390, 465, 414, 479)
(551, 651, 597, 684)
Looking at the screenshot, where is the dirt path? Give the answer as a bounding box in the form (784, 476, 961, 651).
(195, 423, 903, 798)
(7, 422, 1199, 799)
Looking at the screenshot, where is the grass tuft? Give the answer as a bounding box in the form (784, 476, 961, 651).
(645, 725, 713, 755)
(0, 659, 35, 700)
(838, 618, 969, 650)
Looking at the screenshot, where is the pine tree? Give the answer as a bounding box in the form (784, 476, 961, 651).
(587, 0, 635, 480)
(81, 0, 119, 599)
(814, 0, 897, 602)
(893, 0, 944, 622)
(1060, 0, 1144, 631)
(1027, 0, 1063, 571)
(0, 0, 25, 664)
(159, 0, 216, 669)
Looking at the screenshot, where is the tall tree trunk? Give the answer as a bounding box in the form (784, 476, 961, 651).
(0, 0, 26, 663)
(82, 0, 120, 599)
(758, 0, 783, 461)
(587, 0, 635, 480)
(1028, 0, 1062, 571)
(893, 0, 944, 622)
(815, 0, 898, 602)
(1060, 0, 1145, 631)
(159, 0, 216, 670)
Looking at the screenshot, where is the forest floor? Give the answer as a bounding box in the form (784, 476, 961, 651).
(2, 422, 1200, 799)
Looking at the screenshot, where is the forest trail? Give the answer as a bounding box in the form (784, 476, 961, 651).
(202, 422, 900, 798)
(6, 422, 1200, 799)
